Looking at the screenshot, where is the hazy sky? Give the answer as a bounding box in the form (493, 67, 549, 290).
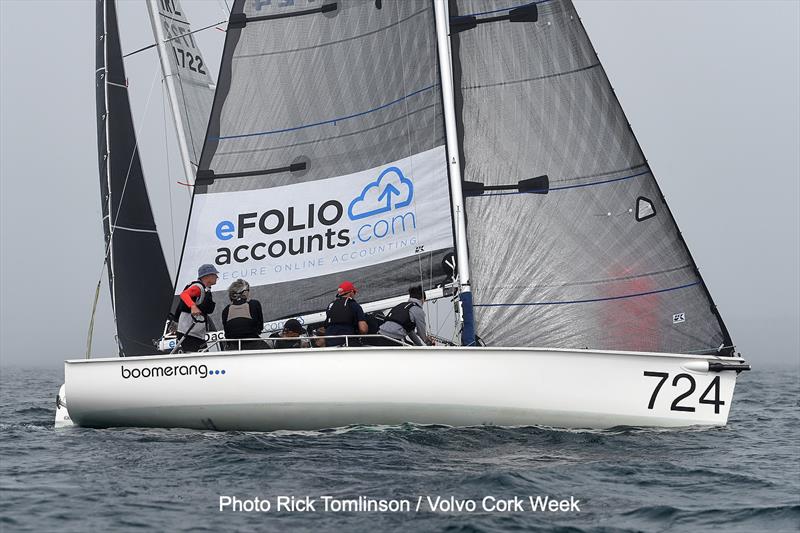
(1, 0, 798, 368)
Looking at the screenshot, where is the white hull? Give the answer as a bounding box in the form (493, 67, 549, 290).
(57, 347, 747, 431)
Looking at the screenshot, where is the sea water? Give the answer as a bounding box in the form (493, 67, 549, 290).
(0, 365, 797, 532)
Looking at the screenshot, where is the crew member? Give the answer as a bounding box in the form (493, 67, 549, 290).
(375, 285, 431, 346)
(175, 264, 218, 352)
(271, 319, 311, 349)
(221, 279, 267, 350)
(324, 281, 368, 346)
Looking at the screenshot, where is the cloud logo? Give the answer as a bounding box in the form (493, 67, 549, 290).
(348, 166, 414, 220)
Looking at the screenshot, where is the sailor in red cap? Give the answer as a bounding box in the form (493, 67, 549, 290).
(323, 281, 368, 346)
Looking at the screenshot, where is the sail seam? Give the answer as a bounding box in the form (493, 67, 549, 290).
(212, 84, 437, 140)
(462, 62, 601, 91)
(485, 264, 695, 290)
(214, 103, 438, 157)
(474, 281, 701, 306)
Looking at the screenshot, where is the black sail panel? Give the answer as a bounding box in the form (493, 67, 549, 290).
(176, 0, 454, 325)
(450, 0, 733, 354)
(96, 0, 173, 355)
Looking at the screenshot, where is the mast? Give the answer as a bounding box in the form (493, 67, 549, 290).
(433, 0, 475, 346)
(99, 0, 121, 351)
(146, 0, 196, 184)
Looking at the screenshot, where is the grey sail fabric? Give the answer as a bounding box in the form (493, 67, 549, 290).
(96, 0, 173, 355)
(175, 0, 453, 325)
(450, 0, 733, 355)
(150, 0, 216, 169)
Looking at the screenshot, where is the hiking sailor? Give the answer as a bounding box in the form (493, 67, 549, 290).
(323, 281, 368, 346)
(175, 264, 218, 352)
(221, 279, 268, 350)
(375, 285, 431, 346)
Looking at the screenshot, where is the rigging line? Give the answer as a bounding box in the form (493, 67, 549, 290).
(452, 0, 548, 20)
(91, 67, 161, 318)
(395, 0, 419, 269)
(107, 67, 161, 249)
(175, 68, 202, 166)
(123, 19, 227, 58)
(110, 224, 158, 234)
(161, 80, 178, 273)
(212, 84, 438, 140)
(474, 169, 650, 197)
(85, 277, 103, 359)
(474, 281, 701, 307)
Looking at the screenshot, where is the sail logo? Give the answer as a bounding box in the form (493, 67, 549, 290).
(178, 145, 452, 287)
(348, 167, 414, 220)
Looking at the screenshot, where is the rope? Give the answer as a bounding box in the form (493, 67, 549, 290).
(85, 278, 103, 359)
(161, 79, 178, 273)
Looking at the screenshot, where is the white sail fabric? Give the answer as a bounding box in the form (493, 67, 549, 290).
(150, 0, 215, 168)
(175, 1, 453, 324)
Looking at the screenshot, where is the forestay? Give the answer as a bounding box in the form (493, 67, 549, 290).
(449, 0, 733, 354)
(175, 0, 453, 325)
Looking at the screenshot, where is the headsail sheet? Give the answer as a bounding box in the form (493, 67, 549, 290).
(149, 0, 216, 170)
(450, 0, 733, 354)
(176, 0, 453, 324)
(96, 0, 173, 355)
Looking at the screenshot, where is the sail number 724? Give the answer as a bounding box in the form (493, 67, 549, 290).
(643, 372, 725, 413)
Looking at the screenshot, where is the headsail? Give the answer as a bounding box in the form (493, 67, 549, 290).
(96, 0, 173, 355)
(175, 1, 454, 325)
(146, 0, 216, 182)
(449, 0, 733, 354)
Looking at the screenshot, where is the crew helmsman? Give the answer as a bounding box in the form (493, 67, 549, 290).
(377, 285, 431, 346)
(176, 264, 219, 352)
(324, 281, 368, 347)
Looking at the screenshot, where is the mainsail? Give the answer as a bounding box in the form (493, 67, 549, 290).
(174, 0, 454, 325)
(449, 0, 733, 354)
(96, 0, 173, 355)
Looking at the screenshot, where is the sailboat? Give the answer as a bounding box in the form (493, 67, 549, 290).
(56, 0, 750, 431)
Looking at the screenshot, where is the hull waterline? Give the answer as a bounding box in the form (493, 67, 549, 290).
(56, 346, 747, 431)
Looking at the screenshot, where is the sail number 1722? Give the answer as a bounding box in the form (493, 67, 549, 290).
(643, 372, 725, 414)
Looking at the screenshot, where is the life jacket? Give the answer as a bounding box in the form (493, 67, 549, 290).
(385, 301, 420, 332)
(223, 301, 261, 339)
(326, 297, 357, 327)
(176, 280, 215, 315)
